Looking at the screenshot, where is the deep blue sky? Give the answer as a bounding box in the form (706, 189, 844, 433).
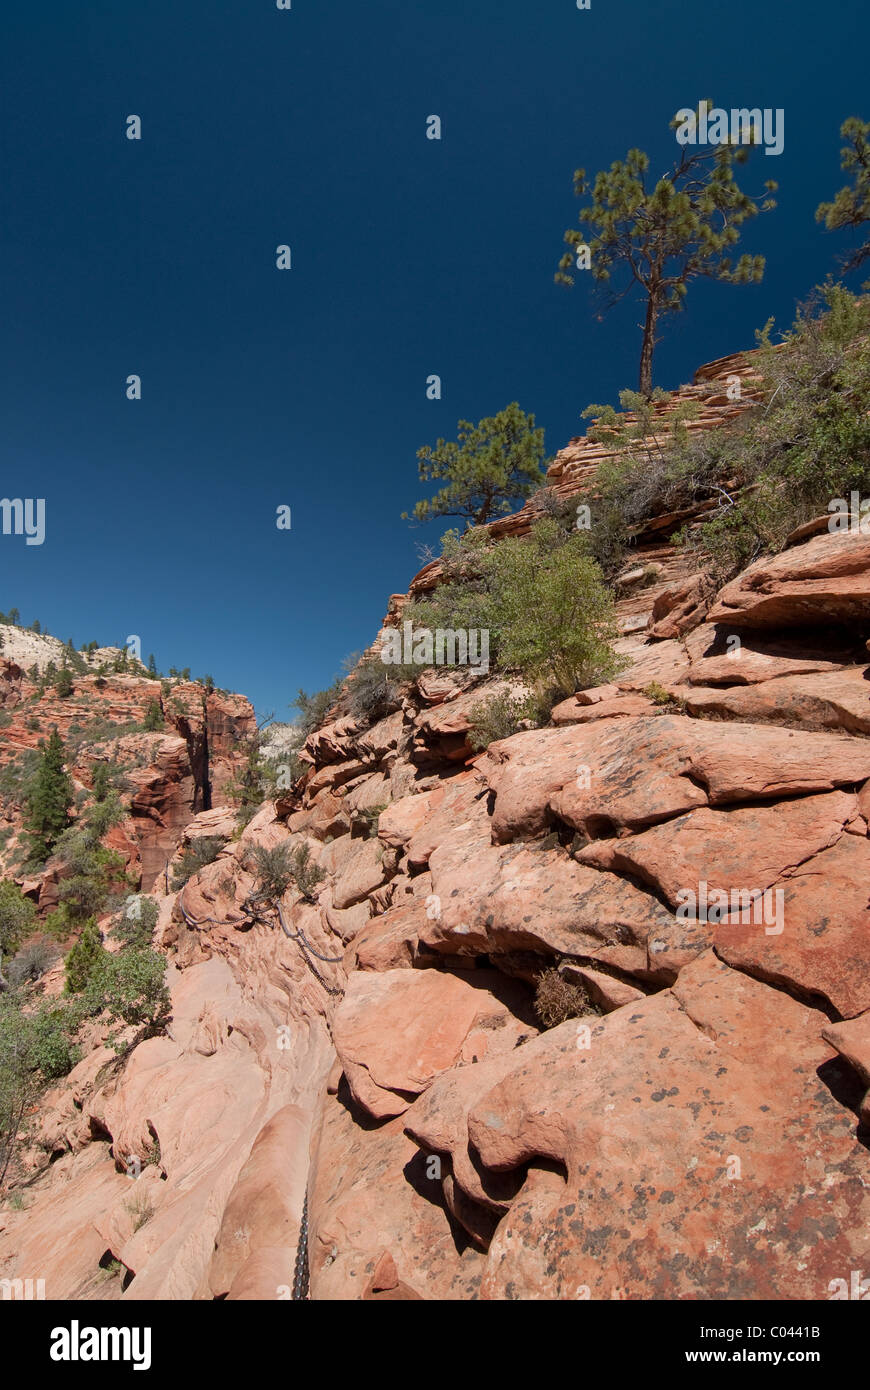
(1, 0, 867, 718)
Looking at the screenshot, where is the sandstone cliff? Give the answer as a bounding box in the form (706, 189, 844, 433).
(2, 347, 869, 1302)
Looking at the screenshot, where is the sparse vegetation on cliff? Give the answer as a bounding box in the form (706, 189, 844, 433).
(286, 843, 326, 903)
(570, 284, 870, 580)
(402, 403, 547, 527)
(468, 691, 546, 751)
(251, 843, 296, 899)
(293, 680, 344, 736)
(345, 654, 418, 724)
(408, 517, 623, 700)
(171, 836, 226, 890)
(684, 283, 870, 571)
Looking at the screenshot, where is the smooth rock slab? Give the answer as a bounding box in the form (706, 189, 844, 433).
(578, 791, 856, 906)
(483, 716, 870, 845)
(331, 837, 387, 910)
(333, 967, 533, 1119)
(715, 834, 870, 1019)
(466, 953, 870, 1299)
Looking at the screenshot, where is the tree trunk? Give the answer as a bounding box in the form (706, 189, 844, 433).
(639, 294, 658, 397)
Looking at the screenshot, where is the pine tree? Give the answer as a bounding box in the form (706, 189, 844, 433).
(91, 763, 111, 802)
(64, 920, 106, 994)
(143, 699, 163, 732)
(402, 403, 547, 526)
(816, 117, 870, 270)
(25, 729, 74, 863)
(53, 668, 74, 698)
(148, 653, 158, 677)
(556, 100, 777, 396)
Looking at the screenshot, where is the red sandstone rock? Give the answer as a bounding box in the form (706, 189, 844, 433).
(822, 1012, 870, 1125)
(423, 834, 686, 980)
(467, 953, 869, 1299)
(210, 1104, 309, 1298)
(550, 692, 655, 724)
(707, 529, 870, 629)
(577, 791, 856, 906)
(684, 665, 870, 733)
(306, 1085, 484, 1301)
(332, 968, 532, 1119)
(331, 837, 388, 910)
(482, 716, 870, 846)
(715, 834, 870, 1018)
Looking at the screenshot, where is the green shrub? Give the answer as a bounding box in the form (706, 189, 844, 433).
(85, 792, 126, 840)
(64, 920, 107, 994)
(91, 763, 111, 802)
(56, 841, 126, 925)
(292, 680, 344, 737)
(83, 948, 171, 1036)
(1, 995, 80, 1187)
(468, 691, 547, 751)
(113, 896, 159, 950)
(143, 700, 163, 732)
(288, 843, 326, 903)
(409, 519, 624, 698)
(170, 836, 226, 890)
(53, 669, 74, 698)
(251, 843, 295, 899)
(0, 880, 37, 980)
(23, 730, 74, 865)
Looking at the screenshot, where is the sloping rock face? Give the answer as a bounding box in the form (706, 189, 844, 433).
(3, 358, 870, 1304)
(0, 828, 336, 1301)
(294, 524, 870, 1300)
